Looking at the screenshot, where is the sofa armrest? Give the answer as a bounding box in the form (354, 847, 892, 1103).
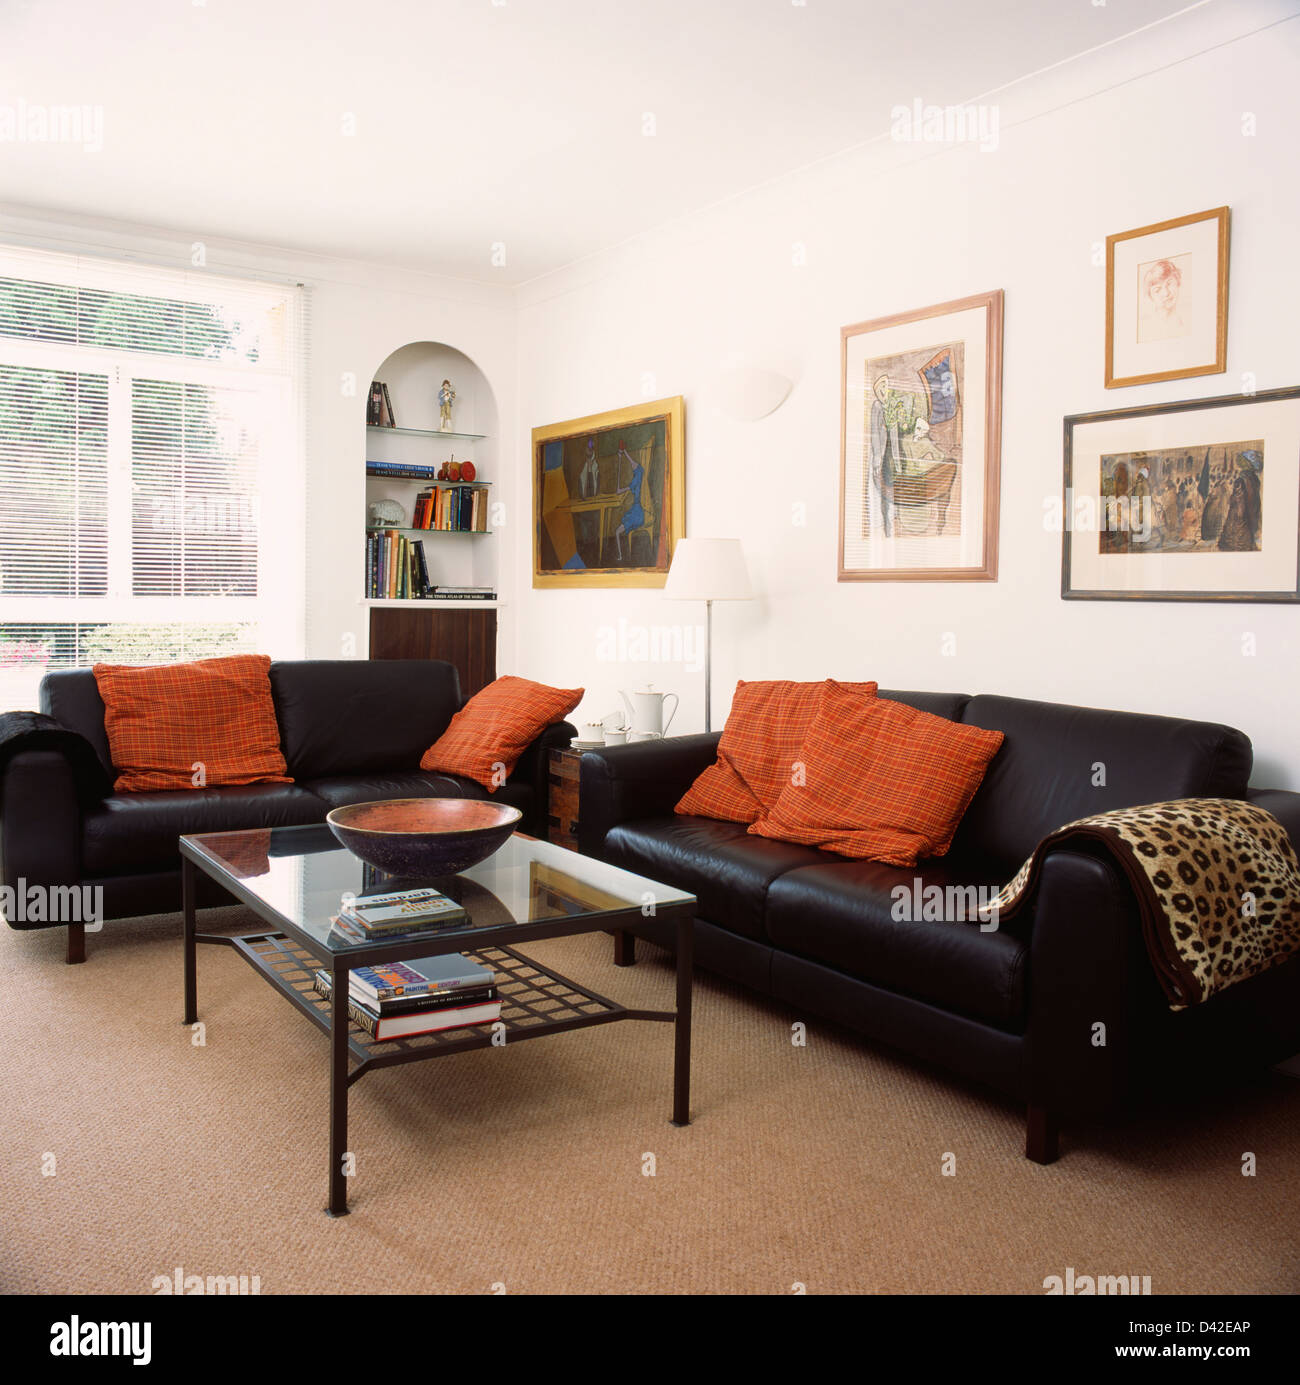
(1246, 788, 1300, 846)
(0, 749, 85, 928)
(509, 720, 577, 834)
(0, 709, 113, 806)
(1017, 845, 1156, 1118)
(577, 733, 722, 857)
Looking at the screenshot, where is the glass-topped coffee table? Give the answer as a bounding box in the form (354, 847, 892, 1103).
(179, 824, 697, 1216)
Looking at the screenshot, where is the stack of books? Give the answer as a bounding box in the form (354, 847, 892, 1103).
(330, 886, 469, 941)
(314, 953, 501, 1040)
(366, 461, 440, 480)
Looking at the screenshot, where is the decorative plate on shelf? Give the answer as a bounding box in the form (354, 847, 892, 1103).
(367, 499, 406, 528)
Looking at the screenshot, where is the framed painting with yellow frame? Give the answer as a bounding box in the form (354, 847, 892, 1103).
(532, 396, 685, 588)
(1105, 206, 1229, 389)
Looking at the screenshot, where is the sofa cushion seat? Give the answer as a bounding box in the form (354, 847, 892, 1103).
(764, 858, 1029, 1030)
(82, 784, 328, 874)
(300, 770, 532, 820)
(600, 815, 832, 942)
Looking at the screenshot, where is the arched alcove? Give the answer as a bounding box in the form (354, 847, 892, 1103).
(362, 340, 500, 692)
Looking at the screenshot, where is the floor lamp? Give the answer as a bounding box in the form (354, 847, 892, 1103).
(663, 538, 754, 732)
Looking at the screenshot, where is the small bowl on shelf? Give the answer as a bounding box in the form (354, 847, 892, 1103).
(326, 798, 521, 878)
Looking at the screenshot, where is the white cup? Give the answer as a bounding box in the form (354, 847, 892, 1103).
(604, 729, 628, 745)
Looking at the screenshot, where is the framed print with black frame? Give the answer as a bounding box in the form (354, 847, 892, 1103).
(1062, 386, 1300, 603)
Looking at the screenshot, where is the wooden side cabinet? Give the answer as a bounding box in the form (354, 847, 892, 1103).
(548, 747, 585, 850)
(369, 606, 497, 697)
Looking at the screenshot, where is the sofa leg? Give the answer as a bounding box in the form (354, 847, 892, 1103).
(66, 922, 86, 965)
(613, 929, 636, 967)
(1025, 1103, 1059, 1164)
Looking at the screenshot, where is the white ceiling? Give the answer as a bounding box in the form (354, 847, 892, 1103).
(0, 0, 1217, 283)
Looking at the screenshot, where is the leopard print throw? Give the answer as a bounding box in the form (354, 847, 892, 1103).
(979, 798, 1300, 1011)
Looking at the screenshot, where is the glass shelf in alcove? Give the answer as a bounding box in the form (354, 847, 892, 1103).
(366, 527, 494, 536)
(366, 425, 487, 442)
(364, 473, 491, 486)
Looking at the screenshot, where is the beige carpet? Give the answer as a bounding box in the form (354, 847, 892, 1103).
(2, 907, 1298, 1295)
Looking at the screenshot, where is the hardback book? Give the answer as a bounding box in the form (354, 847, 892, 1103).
(413, 541, 432, 598)
(314, 969, 496, 1014)
(381, 381, 397, 428)
(343, 887, 469, 933)
(311, 974, 501, 1040)
(342, 951, 495, 1002)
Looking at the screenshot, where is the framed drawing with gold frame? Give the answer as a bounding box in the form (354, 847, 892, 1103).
(1106, 206, 1229, 389)
(532, 396, 685, 588)
(839, 290, 1003, 582)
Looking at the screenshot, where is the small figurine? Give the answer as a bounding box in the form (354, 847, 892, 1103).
(438, 379, 456, 431)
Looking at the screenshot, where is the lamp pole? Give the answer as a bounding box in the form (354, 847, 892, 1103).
(704, 598, 713, 733)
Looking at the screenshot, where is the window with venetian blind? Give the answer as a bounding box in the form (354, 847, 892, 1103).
(0, 246, 307, 711)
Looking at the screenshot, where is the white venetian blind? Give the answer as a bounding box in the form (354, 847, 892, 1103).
(0, 244, 308, 711)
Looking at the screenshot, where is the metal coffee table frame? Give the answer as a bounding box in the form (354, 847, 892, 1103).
(180, 833, 694, 1216)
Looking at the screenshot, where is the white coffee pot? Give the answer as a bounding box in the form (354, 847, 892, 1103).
(620, 685, 679, 740)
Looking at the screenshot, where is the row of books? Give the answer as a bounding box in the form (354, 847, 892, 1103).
(413, 485, 490, 532)
(364, 530, 498, 601)
(367, 381, 398, 427)
(314, 953, 500, 1040)
(367, 530, 427, 599)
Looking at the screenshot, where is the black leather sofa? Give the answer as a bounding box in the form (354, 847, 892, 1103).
(578, 688, 1300, 1161)
(0, 659, 575, 962)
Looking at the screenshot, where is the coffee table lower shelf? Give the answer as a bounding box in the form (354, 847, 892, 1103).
(217, 929, 675, 1081)
(192, 924, 688, 1215)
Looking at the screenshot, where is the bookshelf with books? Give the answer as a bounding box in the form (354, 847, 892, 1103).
(364, 341, 500, 694)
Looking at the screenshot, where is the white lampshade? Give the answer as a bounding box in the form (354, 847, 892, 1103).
(663, 538, 753, 602)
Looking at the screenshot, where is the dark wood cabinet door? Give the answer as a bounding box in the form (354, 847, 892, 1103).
(547, 747, 583, 849)
(368, 607, 497, 698)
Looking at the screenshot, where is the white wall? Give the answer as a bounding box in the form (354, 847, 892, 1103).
(511, 9, 1300, 786)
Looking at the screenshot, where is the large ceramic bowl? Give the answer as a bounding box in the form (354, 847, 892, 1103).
(326, 798, 522, 878)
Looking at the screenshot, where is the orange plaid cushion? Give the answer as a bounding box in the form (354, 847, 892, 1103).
(420, 675, 583, 791)
(93, 654, 291, 794)
(748, 682, 1003, 865)
(675, 679, 879, 823)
